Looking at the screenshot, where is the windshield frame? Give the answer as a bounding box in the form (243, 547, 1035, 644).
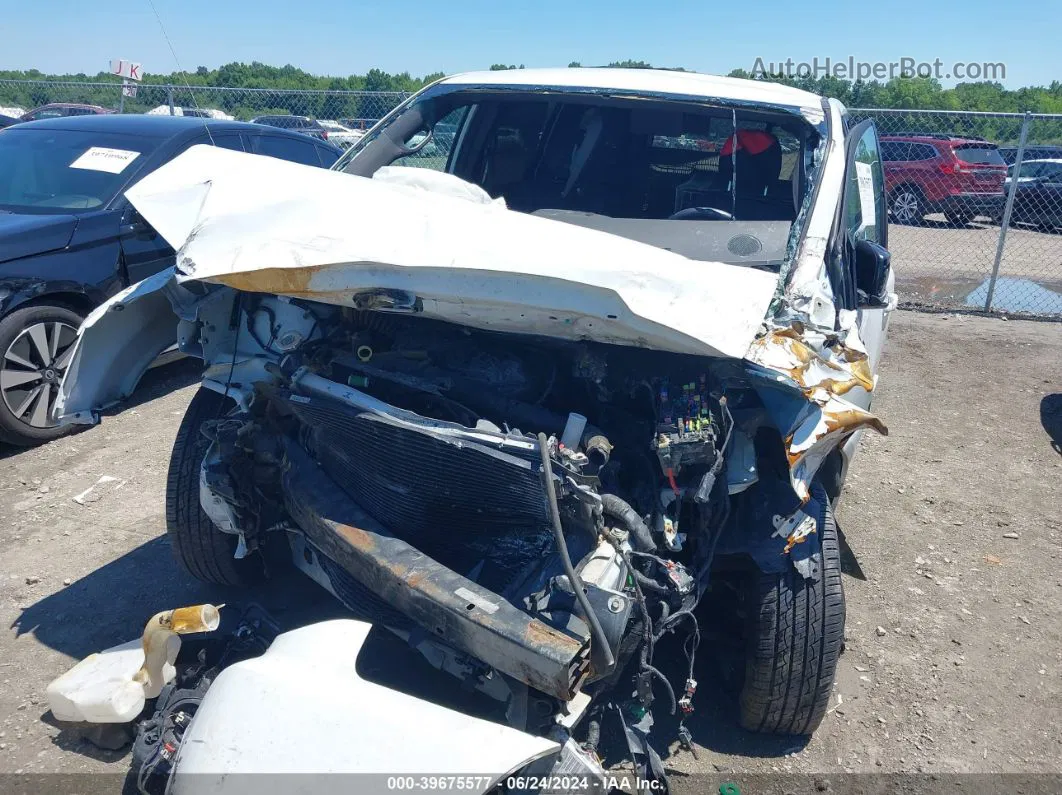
(332, 81, 827, 275)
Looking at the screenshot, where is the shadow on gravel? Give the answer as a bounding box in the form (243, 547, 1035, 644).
(15, 532, 344, 764)
(12, 536, 333, 661)
(98, 356, 203, 418)
(1041, 394, 1062, 456)
(0, 357, 203, 462)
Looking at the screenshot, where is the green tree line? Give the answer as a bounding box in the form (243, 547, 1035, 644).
(3, 62, 1062, 135)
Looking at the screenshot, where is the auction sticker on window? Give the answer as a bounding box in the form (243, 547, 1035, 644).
(69, 147, 141, 174)
(855, 161, 876, 229)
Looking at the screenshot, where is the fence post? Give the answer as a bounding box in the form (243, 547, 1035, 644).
(985, 112, 1031, 312)
(168, 85, 175, 116)
(118, 87, 125, 114)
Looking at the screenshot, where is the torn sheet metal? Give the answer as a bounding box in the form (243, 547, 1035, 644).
(744, 324, 888, 501)
(743, 98, 887, 501)
(124, 145, 777, 360)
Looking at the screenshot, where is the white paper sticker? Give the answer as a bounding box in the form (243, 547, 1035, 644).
(69, 147, 141, 174)
(454, 587, 499, 614)
(855, 161, 876, 230)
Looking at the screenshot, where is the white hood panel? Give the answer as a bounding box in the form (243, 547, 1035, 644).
(125, 146, 777, 358)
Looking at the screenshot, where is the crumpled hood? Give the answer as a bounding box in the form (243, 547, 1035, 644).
(0, 212, 78, 263)
(123, 145, 778, 360)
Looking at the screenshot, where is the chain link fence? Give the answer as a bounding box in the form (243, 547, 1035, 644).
(0, 79, 407, 148)
(3, 80, 1061, 316)
(850, 109, 1062, 316)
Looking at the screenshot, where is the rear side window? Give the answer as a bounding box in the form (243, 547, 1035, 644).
(915, 144, 939, 161)
(315, 145, 340, 168)
(880, 141, 910, 161)
(954, 145, 1005, 166)
(248, 134, 320, 166)
(186, 132, 244, 152)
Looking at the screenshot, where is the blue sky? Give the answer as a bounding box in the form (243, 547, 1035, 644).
(4, 0, 1058, 86)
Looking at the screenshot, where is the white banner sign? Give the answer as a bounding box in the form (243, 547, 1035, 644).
(110, 60, 144, 81)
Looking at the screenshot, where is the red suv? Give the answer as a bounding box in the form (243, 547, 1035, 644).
(880, 133, 1007, 225)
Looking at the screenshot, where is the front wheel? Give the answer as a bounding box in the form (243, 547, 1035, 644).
(0, 305, 83, 446)
(739, 494, 845, 736)
(166, 388, 267, 587)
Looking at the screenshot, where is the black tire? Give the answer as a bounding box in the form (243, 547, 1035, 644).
(0, 304, 83, 447)
(739, 493, 845, 736)
(165, 388, 265, 586)
(889, 186, 924, 225)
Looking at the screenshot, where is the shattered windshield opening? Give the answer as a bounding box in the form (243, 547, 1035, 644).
(339, 90, 818, 268)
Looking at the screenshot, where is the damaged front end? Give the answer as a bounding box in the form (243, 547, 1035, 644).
(55, 123, 887, 789)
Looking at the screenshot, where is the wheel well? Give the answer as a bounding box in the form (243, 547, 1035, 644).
(890, 182, 925, 200)
(14, 292, 95, 318)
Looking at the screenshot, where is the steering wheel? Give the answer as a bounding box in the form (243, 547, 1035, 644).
(669, 206, 734, 221)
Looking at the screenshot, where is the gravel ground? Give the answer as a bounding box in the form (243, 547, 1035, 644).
(888, 219, 1062, 311)
(0, 309, 1059, 792)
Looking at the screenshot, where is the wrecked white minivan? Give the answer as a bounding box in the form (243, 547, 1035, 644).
(56, 69, 894, 790)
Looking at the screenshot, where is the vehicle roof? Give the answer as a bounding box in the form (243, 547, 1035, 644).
(438, 68, 825, 111)
(30, 102, 108, 110)
(11, 114, 307, 139)
(880, 133, 995, 145)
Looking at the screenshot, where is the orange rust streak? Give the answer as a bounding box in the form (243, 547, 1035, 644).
(526, 618, 576, 646)
(332, 522, 378, 554)
(210, 267, 317, 296)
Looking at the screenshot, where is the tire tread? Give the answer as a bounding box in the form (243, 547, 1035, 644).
(739, 490, 845, 736)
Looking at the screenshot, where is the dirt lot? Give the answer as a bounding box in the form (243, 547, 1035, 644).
(0, 309, 1060, 791)
(888, 218, 1062, 312)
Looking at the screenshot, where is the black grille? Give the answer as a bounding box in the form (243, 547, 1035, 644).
(283, 392, 554, 587)
(317, 553, 413, 630)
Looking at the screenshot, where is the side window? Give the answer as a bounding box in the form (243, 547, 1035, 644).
(1016, 161, 1043, 179)
(204, 133, 244, 151)
(844, 123, 886, 246)
(247, 134, 320, 167)
(917, 144, 939, 161)
(181, 132, 244, 153)
(315, 145, 340, 168)
(881, 141, 911, 162)
(392, 107, 470, 171)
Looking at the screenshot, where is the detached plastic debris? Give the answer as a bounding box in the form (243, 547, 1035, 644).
(46, 604, 222, 724)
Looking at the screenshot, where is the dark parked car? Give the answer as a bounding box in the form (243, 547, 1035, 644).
(0, 114, 20, 130)
(998, 145, 1062, 166)
(20, 103, 115, 122)
(880, 133, 1007, 225)
(1001, 158, 1062, 230)
(250, 114, 330, 142)
(0, 114, 342, 445)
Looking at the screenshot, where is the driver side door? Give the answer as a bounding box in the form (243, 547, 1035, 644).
(841, 120, 895, 410)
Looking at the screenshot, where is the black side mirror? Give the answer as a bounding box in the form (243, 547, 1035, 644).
(854, 238, 891, 307)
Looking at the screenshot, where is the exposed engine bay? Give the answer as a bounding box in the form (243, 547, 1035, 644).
(187, 290, 802, 781)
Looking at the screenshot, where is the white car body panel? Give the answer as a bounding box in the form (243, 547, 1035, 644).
(170, 620, 558, 794)
(122, 144, 779, 359)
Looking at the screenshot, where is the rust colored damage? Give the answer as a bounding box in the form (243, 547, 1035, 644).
(748, 321, 888, 501)
(747, 324, 875, 398)
(280, 438, 592, 702)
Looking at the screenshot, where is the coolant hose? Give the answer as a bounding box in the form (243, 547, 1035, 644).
(537, 433, 616, 671)
(600, 494, 658, 553)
